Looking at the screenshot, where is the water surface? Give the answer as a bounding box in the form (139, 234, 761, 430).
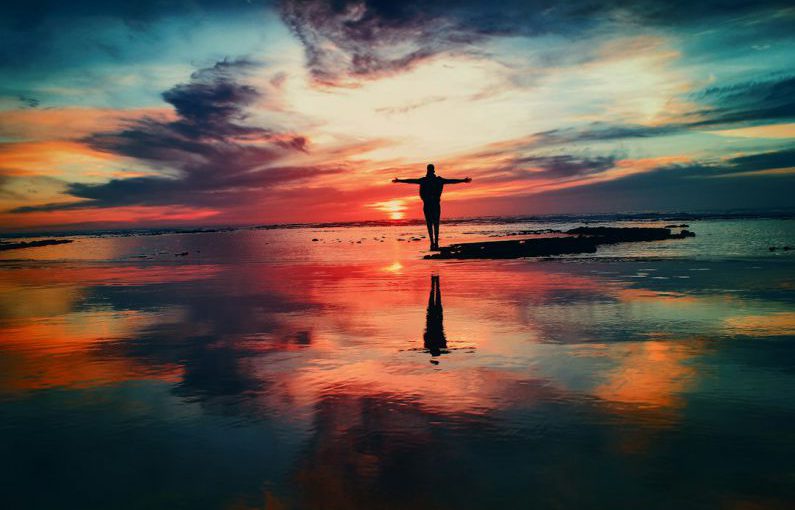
(2, 219, 794, 508)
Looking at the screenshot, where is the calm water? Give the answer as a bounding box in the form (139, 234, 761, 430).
(2, 219, 794, 509)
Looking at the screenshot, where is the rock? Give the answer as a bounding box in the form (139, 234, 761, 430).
(175, 251, 189, 256)
(0, 239, 73, 251)
(425, 237, 598, 259)
(312, 238, 319, 242)
(425, 226, 697, 260)
(566, 226, 695, 242)
(770, 246, 777, 251)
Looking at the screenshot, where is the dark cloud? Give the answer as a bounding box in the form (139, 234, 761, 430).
(520, 154, 617, 178)
(533, 123, 683, 146)
(480, 147, 795, 215)
(483, 154, 618, 183)
(17, 95, 39, 108)
(723, 148, 795, 174)
(278, 0, 614, 84)
(279, 0, 794, 85)
(279, 0, 457, 85)
(12, 59, 333, 214)
(688, 75, 795, 127)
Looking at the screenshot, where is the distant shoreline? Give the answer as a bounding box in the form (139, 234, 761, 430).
(2, 210, 794, 240)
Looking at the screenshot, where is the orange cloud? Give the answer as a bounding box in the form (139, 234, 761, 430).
(0, 107, 173, 141)
(0, 205, 220, 231)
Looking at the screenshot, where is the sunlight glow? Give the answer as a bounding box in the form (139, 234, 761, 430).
(369, 199, 408, 220)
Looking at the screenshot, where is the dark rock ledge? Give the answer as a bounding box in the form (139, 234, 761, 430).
(425, 227, 695, 260)
(0, 239, 73, 251)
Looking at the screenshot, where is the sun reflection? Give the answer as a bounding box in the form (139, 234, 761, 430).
(383, 261, 403, 273)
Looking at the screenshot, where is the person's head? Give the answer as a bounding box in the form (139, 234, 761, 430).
(426, 163, 435, 176)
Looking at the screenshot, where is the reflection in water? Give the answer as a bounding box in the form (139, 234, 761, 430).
(1, 225, 795, 509)
(424, 275, 448, 359)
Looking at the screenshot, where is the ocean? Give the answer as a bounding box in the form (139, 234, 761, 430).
(1, 215, 794, 508)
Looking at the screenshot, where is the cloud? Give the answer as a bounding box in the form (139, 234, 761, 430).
(277, 0, 629, 86)
(11, 59, 334, 215)
(279, 1, 795, 86)
(688, 75, 795, 127)
(278, 0, 465, 85)
(472, 74, 795, 152)
(533, 123, 684, 146)
(497, 147, 795, 214)
(482, 154, 619, 184)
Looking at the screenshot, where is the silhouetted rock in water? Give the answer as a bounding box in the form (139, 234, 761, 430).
(770, 246, 777, 251)
(426, 226, 695, 260)
(665, 224, 689, 228)
(426, 237, 599, 259)
(0, 239, 72, 251)
(175, 251, 189, 256)
(311, 238, 319, 241)
(566, 226, 695, 243)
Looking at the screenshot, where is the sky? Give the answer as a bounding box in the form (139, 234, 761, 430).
(1, 0, 794, 231)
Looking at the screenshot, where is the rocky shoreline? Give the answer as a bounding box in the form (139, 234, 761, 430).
(425, 226, 695, 260)
(0, 239, 73, 251)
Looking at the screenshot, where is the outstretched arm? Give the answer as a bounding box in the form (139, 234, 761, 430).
(441, 177, 472, 184)
(392, 178, 422, 184)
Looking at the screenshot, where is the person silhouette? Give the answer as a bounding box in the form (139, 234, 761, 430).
(423, 274, 447, 360)
(393, 164, 472, 251)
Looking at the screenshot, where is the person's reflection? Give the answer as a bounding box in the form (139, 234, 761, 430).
(424, 275, 448, 361)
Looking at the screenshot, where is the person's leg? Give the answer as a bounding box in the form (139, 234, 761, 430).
(423, 204, 434, 250)
(432, 204, 441, 248)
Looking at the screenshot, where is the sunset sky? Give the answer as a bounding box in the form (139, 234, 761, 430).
(1, 0, 794, 231)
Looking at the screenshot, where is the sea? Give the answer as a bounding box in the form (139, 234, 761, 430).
(1, 213, 794, 509)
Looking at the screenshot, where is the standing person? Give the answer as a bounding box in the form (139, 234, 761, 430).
(393, 164, 472, 250)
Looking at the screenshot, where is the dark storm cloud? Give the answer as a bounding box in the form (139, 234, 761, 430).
(11, 59, 330, 214)
(278, 0, 601, 84)
(688, 75, 795, 127)
(524, 147, 795, 213)
(724, 148, 795, 174)
(279, 0, 455, 85)
(619, 147, 794, 180)
(521, 155, 617, 177)
(279, 0, 793, 85)
(485, 154, 619, 183)
(534, 123, 683, 146)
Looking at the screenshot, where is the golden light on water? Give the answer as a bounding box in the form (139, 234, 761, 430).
(383, 261, 403, 273)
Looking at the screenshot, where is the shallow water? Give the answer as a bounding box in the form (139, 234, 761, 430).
(2, 219, 794, 509)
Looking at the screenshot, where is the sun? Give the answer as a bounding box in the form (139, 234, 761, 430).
(368, 199, 408, 220)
